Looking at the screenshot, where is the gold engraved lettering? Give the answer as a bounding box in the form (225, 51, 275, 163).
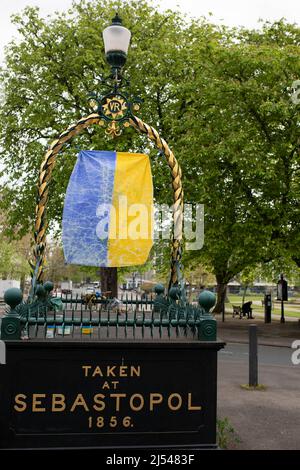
(70, 393, 89, 412)
(32, 394, 46, 412)
(93, 394, 105, 411)
(149, 393, 163, 411)
(81, 364, 140, 378)
(168, 393, 182, 411)
(188, 393, 202, 411)
(129, 393, 144, 411)
(14, 394, 27, 412)
(102, 381, 110, 389)
(52, 394, 66, 412)
(119, 366, 128, 377)
(107, 366, 116, 377)
(92, 366, 103, 377)
(82, 365, 92, 377)
(110, 393, 126, 411)
(131, 366, 140, 377)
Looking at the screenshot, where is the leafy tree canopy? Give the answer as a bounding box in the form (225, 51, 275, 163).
(0, 1, 299, 310)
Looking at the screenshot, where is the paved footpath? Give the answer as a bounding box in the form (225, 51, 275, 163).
(217, 319, 300, 449)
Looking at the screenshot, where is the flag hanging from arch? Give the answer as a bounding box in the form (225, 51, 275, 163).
(62, 150, 153, 267)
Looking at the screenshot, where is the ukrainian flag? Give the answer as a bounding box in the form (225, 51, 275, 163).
(62, 151, 153, 267)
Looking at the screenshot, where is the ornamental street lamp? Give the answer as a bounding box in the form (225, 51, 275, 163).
(102, 13, 131, 79)
(88, 13, 141, 137)
(30, 13, 186, 299)
(30, 13, 187, 308)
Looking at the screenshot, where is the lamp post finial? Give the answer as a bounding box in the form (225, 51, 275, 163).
(112, 12, 122, 24)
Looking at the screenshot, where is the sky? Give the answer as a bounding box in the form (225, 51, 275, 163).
(0, 0, 299, 62)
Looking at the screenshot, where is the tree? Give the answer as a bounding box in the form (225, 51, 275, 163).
(174, 20, 300, 312)
(0, 233, 31, 287)
(246, 258, 300, 287)
(0, 2, 299, 313)
(239, 267, 257, 305)
(0, 0, 194, 233)
(0, 0, 198, 292)
(46, 243, 100, 284)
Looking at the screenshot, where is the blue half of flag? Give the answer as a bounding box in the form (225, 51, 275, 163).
(62, 150, 116, 266)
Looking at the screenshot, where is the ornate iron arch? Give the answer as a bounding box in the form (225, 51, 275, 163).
(31, 108, 184, 296)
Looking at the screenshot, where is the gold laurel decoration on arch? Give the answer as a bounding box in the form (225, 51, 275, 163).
(31, 113, 183, 292)
(129, 116, 184, 289)
(32, 113, 101, 286)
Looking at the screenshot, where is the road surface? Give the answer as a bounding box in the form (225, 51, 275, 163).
(218, 342, 300, 450)
(219, 342, 296, 366)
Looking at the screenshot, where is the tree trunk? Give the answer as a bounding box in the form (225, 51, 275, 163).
(242, 284, 248, 305)
(100, 267, 118, 298)
(292, 256, 300, 268)
(20, 274, 26, 293)
(213, 278, 228, 314)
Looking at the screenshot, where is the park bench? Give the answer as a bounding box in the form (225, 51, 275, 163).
(232, 301, 254, 319)
(232, 305, 242, 318)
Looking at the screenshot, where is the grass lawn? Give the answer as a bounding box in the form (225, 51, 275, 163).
(226, 294, 300, 319)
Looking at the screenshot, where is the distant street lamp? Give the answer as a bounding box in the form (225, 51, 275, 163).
(277, 273, 288, 324)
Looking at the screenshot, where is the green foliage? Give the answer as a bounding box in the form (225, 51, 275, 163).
(0, 235, 31, 280)
(46, 244, 99, 283)
(0, 1, 299, 300)
(247, 259, 300, 285)
(0, 238, 15, 278)
(176, 20, 300, 310)
(217, 416, 241, 449)
(0, 0, 194, 237)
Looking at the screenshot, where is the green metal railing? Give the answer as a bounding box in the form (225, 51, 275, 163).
(0, 284, 217, 341)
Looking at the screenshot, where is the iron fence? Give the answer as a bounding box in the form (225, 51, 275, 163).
(0, 288, 217, 342)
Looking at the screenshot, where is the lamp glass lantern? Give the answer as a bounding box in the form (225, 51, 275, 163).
(103, 13, 131, 73)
